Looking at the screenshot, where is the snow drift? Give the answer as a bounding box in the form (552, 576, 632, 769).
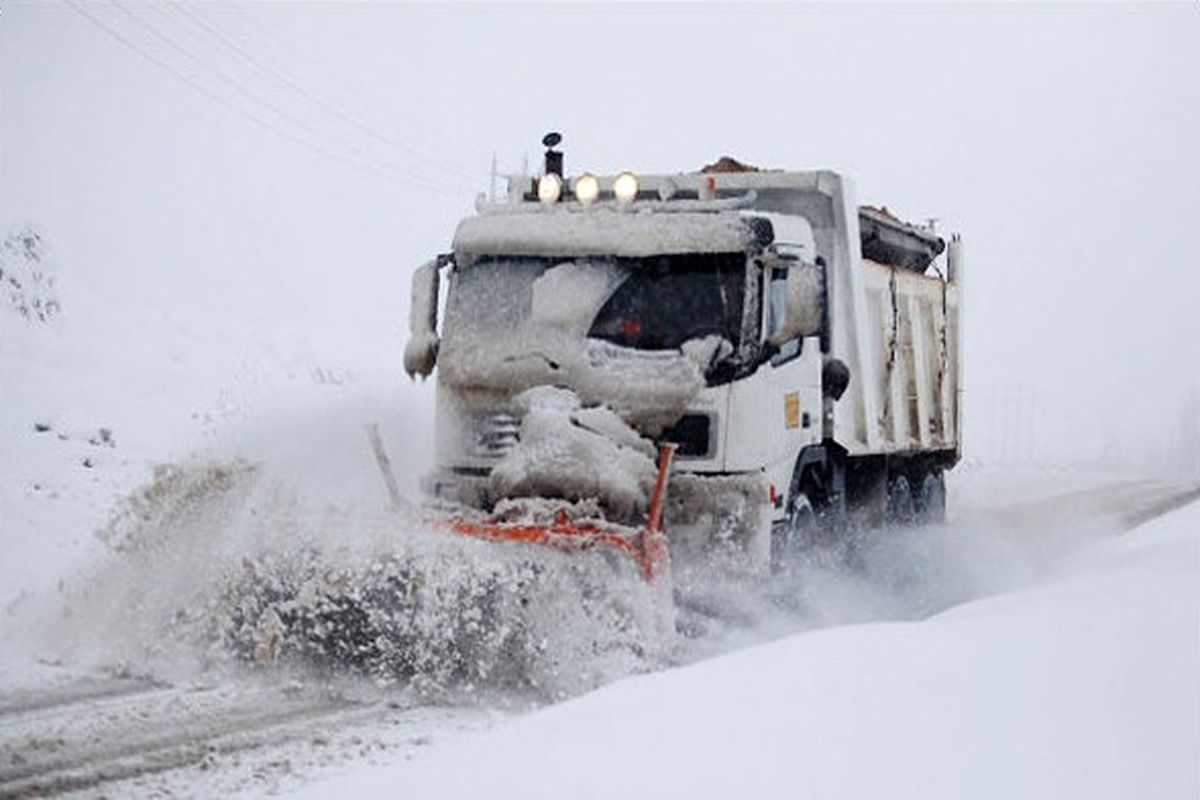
(294, 500, 1200, 800)
(11, 444, 668, 700)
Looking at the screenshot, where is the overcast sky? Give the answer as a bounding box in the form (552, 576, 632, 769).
(2, 2, 1198, 471)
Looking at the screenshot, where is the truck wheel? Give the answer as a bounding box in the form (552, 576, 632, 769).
(886, 475, 915, 526)
(772, 490, 817, 570)
(915, 470, 946, 524)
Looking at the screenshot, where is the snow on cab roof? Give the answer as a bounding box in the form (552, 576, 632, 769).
(453, 210, 758, 260)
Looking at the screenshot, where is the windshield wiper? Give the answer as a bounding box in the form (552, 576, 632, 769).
(501, 352, 562, 370)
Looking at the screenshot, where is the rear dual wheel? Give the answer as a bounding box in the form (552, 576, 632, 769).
(915, 470, 946, 524)
(886, 475, 916, 525)
(785, 492, 817, 549)
(887, 470, 945, 526)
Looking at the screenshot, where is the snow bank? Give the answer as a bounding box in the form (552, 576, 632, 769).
(0, 217, 433, 609)
(297, 502, 1200, 800)
(5, 418, 665, 699)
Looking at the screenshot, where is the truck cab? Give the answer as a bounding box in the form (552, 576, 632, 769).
(406, 149, 962, 570)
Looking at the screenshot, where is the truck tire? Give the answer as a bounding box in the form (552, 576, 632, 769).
(915, 470, 946, 524)
(772, 490, 817, 570)
(886, 475, 915, 526)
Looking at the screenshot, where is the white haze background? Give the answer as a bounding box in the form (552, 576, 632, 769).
(2, 2, 1198, 504)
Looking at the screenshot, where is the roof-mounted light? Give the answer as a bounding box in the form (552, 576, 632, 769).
(537, 173, 563, 204)
(573, 173, 600, 206)
(613, 171, 639, 205)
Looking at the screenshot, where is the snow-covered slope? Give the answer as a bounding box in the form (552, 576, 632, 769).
(297, 501, 1200, 800)
(0, 223, 432, 610)
(3, 229, 1195, 799)
(4, 222, 1196, 799)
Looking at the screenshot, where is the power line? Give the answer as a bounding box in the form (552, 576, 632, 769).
(66, 1, 464, 196)
(169, 2, 483, 186)
(111, 1, 471, 193)
(224, 3, 482, 170)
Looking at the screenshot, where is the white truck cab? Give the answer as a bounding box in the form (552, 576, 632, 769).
(406, 141, 962, 570)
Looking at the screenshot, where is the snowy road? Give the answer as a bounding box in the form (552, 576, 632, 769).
(1, 473, 1196, 798)
(1, 678, 353, 796)
(956, 476, 1200, 532)
(0, 673, 496, 798)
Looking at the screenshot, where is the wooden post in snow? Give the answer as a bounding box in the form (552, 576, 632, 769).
(366, 422, 403, 511)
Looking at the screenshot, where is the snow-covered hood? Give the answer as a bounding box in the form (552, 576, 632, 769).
(439, 336, 726, 435)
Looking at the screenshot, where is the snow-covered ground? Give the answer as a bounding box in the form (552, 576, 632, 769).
(4, 468, 1195, 798)
(3, 229, 1199, 796)
(0, 226, 432, 611)
(3, 218, 1198, 798)
(297, 499, 1200, 800)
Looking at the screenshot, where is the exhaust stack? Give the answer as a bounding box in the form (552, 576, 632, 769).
(542, 131, 563, 177)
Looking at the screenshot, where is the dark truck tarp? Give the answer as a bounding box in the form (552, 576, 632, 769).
(858, 205, 946, 272)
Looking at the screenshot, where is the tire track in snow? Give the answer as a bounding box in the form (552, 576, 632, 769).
(0, 676, 165, 720)
(0, 682, 365, 797)
(953, 479, 1200, 533)
(1120, 484, 1200, 528)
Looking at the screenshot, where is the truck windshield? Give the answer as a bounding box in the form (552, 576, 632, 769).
(587, 253, 746, 350)
(444, 253, 747, 355)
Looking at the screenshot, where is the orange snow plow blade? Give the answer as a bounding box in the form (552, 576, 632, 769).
(448, 444, 678, 583)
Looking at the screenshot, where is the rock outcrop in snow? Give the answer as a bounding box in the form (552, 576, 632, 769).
(0, 225, 60, 325)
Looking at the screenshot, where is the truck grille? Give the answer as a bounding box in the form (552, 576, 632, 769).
(473, 412, 521, 457)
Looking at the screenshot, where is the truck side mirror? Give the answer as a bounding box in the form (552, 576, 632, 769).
(822, 357, 850, 400)
(403, 258, 443, 379)
(767, 253, 825, 347)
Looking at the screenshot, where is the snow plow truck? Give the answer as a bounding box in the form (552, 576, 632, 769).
(404, 136, 963, 594)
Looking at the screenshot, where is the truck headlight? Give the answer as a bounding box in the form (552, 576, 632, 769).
(538, 173, 562, 204)
(613, 171, 639, 205)
(573, 173, 600, 205)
